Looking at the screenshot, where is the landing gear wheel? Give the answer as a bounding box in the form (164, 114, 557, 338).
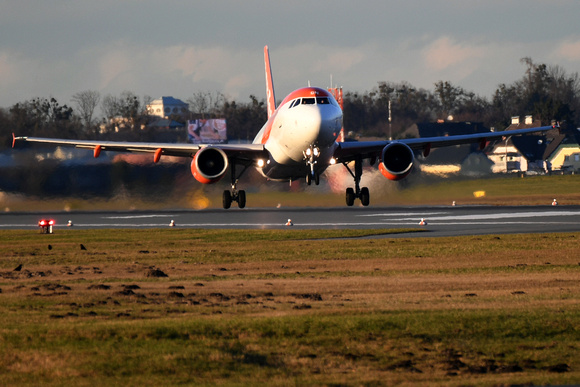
(224, 162, 251, 209)
(306, 172, 319, 186)
(222, 190, 232, 209)
(346, 188, 355, 207)
(237, 190, 246, 209)
(343, 157, 371, 207)
(360, 187, 370, 206)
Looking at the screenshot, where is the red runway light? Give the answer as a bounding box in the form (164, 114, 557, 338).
(38, 219, 55, 233)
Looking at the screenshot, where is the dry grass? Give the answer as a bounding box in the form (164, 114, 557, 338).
(0, 229, 578, 386)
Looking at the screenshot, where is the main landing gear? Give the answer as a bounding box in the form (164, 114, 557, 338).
(222, 163, 248, 209)
(344, 157, 370, 207)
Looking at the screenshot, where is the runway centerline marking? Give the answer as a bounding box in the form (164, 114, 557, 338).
(359, 212, 449, 217)
(104, 214, 180, 219)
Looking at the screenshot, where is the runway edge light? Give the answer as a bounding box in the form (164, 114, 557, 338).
(38, 219, 55, 234)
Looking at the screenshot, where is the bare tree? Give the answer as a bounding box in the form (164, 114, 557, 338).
(142, 95, 153, 116)
(187, 91, 225, 119)
(72, 90, 101, 131)
(101, 94, 120, 120)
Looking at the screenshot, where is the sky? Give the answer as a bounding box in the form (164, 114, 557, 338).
(1, 0, 580, 113)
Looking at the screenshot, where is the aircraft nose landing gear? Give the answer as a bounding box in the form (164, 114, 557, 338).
(305, 171, 320, 186)
(304, 145, 321, 186)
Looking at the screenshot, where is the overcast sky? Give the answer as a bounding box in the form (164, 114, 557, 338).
(1, 0, 579, 112)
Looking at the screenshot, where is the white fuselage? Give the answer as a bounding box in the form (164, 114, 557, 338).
(253, 87, 343, 181)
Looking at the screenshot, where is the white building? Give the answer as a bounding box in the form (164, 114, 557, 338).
(487, 116, 564, 174)
(146, 97, 189, 118)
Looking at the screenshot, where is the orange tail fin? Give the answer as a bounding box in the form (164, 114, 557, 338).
(264, 45, 277, 119)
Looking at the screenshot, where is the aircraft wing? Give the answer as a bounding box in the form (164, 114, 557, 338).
(12, 135, 268, 165)
(333, 124, 559, 163)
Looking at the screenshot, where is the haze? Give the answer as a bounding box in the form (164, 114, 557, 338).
(1, 0, 579, 109)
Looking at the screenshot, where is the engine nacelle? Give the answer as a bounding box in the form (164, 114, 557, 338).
(191, 147, 229, 184)
(379, 142, 414, 181)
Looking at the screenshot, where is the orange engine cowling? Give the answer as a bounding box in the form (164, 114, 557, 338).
(191, 147, 229, 184)
(379, 142, 414, 181)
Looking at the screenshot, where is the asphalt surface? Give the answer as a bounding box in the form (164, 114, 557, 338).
(1, 205, 579, 238)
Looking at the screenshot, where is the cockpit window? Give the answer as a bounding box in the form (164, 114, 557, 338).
(288, 96, 335, 108)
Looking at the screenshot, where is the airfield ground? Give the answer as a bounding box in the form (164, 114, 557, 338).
(2, 174, 580, 211)
(0, 228, 578, 386)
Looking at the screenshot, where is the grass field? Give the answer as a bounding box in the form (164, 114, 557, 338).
(2, 173, 580, 211)
(0, 228, 578, 386)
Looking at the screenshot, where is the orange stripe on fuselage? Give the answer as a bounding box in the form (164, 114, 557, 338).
(260, 113, 276, 145)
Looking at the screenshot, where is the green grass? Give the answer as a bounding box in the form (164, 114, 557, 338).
(2, 173, 580, 211)
(0, 310, 578, 386)
(386, 174, 580, 205)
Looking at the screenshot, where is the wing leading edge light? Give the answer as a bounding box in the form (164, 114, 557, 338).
(13, 46, 559, 208)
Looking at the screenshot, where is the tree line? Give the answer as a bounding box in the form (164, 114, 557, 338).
(1, 58, 579, 149)
(343, 58, 579, 138)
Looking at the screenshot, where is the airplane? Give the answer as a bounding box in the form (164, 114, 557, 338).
(13, 46, 559, 209)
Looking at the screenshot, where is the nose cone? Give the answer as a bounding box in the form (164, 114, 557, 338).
(300, 106, 324, 143)
(289, 104, 342, 147)
(271, 102, 343, 163)
(275, 105, 321, 152)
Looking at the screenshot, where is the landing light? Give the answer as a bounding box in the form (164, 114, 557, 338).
(329, 158, 336, 165)
(313, 147, 319, 156)
(257, 159, 265, 168)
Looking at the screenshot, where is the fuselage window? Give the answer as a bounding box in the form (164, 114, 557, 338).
(302, 98, 316, 105)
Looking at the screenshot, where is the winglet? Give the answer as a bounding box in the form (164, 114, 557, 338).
(264, 45, 277, 119)
(12, 133, 16, 148)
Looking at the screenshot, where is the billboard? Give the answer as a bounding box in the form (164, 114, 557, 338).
(187, 119, 227, 144)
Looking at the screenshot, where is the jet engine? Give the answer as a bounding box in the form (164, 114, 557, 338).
(190, 147, 229, 184)
(378, 142, 414, 181)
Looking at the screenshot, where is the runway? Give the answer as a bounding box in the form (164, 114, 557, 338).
(1, 205, 579, 238)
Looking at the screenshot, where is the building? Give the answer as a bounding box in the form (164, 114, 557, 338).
(403, 121, 494, 176)
(487, 116, 564, 174)
(548, 143, 580, 172)
(146, 97, 189, 119)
